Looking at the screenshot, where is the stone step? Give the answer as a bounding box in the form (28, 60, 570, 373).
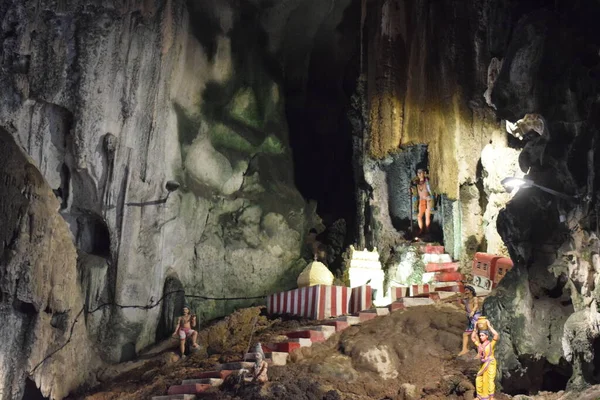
(194, 369, 238, 380)
(435, 291, 458, 300)
(425, 262, 459, 272)
(297, 325, 336, 339)
(152, 395, 197, 400)
(422, 245, 445, 254)
(428, 293, 441, 301)
(334, 315, 361, 325)
(217, 361, 254, 371)
(422, 253, 453, 264)
(168, 383, 212, 395)
(323, 320, 350, 332)
(432, 272, 465, 282)
(398, 297, 436, 307)
(244, 351, 289, 366)
(360, 307, 390, 316)
(181, 378, 223, 386)
(272, 341, 301, 353)
(285, 330, 326, 341)
(358, 311, 377, 322)
(287, 338, 313, 347)
(434, 282, 465, 293)
(389, 301, 405, 312)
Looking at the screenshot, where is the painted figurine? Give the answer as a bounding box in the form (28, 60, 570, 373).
(471, 318, 499, 399)
(410, 168, 434, 238)
(171, 304, 200, 358)
(458, 285, 481, 356)
(245, 343, 268, 384)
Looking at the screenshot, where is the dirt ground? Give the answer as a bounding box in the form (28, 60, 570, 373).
(69, 305, 514, 400)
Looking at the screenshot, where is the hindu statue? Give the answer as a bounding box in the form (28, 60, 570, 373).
(458, 285, 481, 356)
(471, 317, 499, 399)
(409, 168, 434, 239)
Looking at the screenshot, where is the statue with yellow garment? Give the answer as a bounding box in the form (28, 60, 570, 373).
(471, 316, 499, 400)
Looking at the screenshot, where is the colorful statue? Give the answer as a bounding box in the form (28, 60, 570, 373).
(458, 285, 481, 356)
(471, 317, 499, 399)
(171, 304, 200, 358)
(410, 168, 434, 238)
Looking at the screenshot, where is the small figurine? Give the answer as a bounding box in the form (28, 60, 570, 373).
(471, 318, 499, 399)
(409, 168, 434, 239)
(248, 343, 268, 384)
(458, 285, 481, 356)
(171, 304, 200, 358)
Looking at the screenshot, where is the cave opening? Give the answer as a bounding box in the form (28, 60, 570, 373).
(589, 335, 600, 384)
(22, 378, 48, 400)
(541, 358, 572, 392)
(284, 0, 361, 243)
(75, 214, 111, 258)
(503, 355, 571, 395)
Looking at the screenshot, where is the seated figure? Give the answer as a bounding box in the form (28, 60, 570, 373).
(171, 304, 200, 358)
(244, 343, 268, 384)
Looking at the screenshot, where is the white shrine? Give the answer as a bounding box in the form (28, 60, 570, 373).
(345, 245, 388, 306)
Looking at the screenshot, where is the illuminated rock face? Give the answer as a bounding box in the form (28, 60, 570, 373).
(0, 129, 100, 400)
(483, 5, 600, 395)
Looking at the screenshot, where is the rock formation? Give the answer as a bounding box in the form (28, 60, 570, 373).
(0, 0, 338, 397)
(0, 0, 599, 398)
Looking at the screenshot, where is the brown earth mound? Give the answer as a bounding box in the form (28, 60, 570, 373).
(72, 305, 514, 400)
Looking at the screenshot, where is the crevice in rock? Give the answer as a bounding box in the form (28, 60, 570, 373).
(22, 378, 48, 400)
(74, 213, 111, 258)
(119, 342, 137, 363)
(50, 311, 69, 332)
(155, 275, 185, 342)
(502, 355, 572, 395)
(585, 336, 600, 384)
(13, 299, 37, 316)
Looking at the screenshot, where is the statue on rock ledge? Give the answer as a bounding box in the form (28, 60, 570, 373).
(409, 168, 434, 240)
(171, 304, 200, 358)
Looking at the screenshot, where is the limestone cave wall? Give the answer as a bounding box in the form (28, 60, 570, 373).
(0, 0, 348, 398)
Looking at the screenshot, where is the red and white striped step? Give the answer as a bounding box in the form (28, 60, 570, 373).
(425, 262, 459, 272)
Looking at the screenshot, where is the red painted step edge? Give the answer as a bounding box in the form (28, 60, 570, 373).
(433, 272, 465, 282)
(285, 330, 326, 341)
(274, 341, 302, 353)
(324, 320, 350, 332)
(168, 384, 212, 395)
(425, 262, 459, 272)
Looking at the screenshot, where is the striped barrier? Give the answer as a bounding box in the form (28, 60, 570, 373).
(390, 286, 409, 301)
(410, 284, 432, 297)
(266, 285, 351, 320)
(350, 285, 373, 313)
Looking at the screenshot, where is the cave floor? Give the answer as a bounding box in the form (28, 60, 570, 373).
(69, 305, 539, 400)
